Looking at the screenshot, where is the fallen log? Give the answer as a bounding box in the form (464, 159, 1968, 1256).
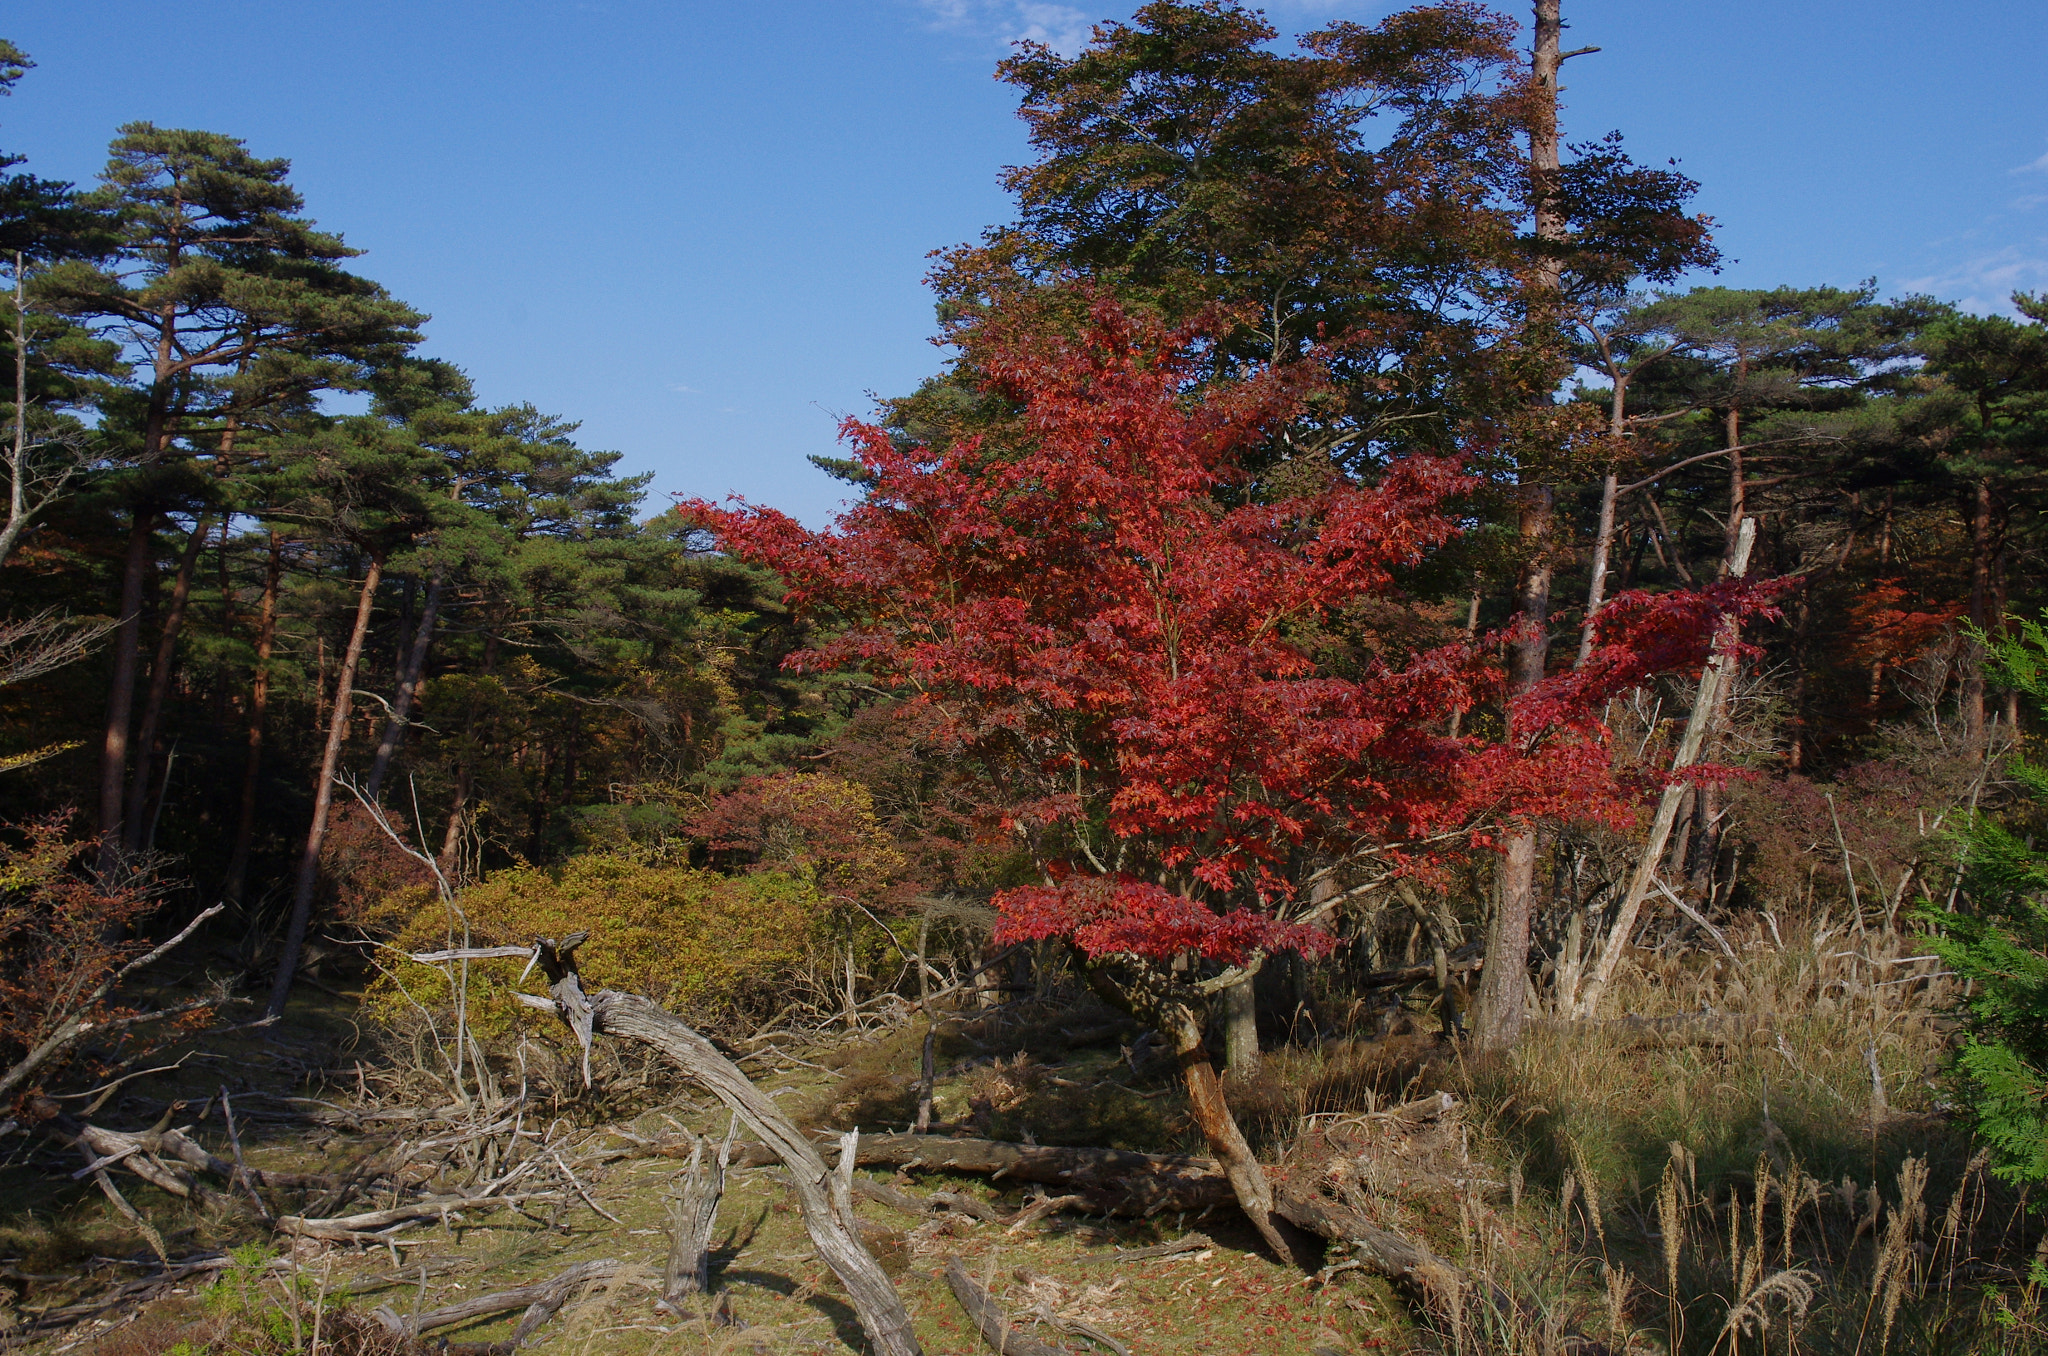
(1087, 1232, 1213, 1263)
(276, 1193, 542, 1242)
(373, 1258, 622, 1344)
(1353, 955, 1483, 991)
(853, 1176, 934, 1219)
(733, 1133, 1233, 1216)
(942, 1257, 1068, 1356)
(763, 1126, 1468, 1313)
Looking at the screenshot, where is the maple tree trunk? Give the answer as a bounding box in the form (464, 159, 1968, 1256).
(1476, 483, 1555, 1052)
(1088, 960, 1290, 1260)
(96, 511, 157, 878)
(365, 569, 445, 801)
(224, 533, 282, 906)
(123, 514, 213, 852)
(268, 554, 382, 1019)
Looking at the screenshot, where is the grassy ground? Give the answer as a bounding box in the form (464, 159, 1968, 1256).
(5, 910, 2045, 1354)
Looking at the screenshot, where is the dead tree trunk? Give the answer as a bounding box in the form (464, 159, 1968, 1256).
(528, 948, 917, 1356)
(1572, 517, 1754, 1017)
(942, 1257, 1067, 1356)
(658, 1123, 733, 1311)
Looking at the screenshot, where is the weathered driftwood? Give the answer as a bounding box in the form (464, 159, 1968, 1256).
(40, 1103, 359, 1206)
(657, 1125, 732, 1311)
(941, 1256, 1069, 1356)
(373, 1258, 622, 1345)
(1021, 1298, 1130, 1356)
(929, 1189, 1007, 1223)
(1005, 1192, 1086, 1234)
(732, 1133, 1234, 1215)
(276, 1193, 542, 1241)
(559, 970, 920, 1356)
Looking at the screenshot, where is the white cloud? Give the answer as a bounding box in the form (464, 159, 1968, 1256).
(1898, 240, 2048, 314)
(916, 0, 1096, 57)
(2012, 147, 2048, 176)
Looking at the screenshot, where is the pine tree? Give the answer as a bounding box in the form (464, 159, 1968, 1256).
(39, 124, 422, 872)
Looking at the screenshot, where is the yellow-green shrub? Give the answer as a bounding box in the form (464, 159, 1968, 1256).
(365, 856, 830, 1039)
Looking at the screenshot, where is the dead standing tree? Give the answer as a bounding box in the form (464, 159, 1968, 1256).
(512, 932, 923, 1356)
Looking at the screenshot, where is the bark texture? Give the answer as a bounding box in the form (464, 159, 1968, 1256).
(659, 1130, 730, 1309)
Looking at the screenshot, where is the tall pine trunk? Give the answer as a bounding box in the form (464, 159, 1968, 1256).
(96, 511, 157, 878)
(123, 513, 213, 852)
(365, 569, 445, 801)
(267, 553, 382, 1018)
(1471, 0, 1568, 1053)
(224, 533, 282, 906)
(1, 254, 31, 569)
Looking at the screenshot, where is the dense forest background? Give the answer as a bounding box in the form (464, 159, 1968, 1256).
(4, 3, 2048, 1351)
(2, 6, 2037, 1010)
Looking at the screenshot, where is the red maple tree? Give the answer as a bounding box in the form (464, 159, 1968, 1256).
(682, 300, 1751, 1253)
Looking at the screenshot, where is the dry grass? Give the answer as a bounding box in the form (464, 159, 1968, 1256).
(1447, 908, 2044, 1354)
(12, 897, 2043, 1355)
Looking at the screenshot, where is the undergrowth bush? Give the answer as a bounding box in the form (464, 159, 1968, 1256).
(364, 855, 830, 1041)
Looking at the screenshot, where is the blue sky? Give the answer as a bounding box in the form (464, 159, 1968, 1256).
(2, 1, 2043, 525)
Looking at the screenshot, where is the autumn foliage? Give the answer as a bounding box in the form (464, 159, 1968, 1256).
(685, 301, 1748, 968)
(0, 814, 164, 1102)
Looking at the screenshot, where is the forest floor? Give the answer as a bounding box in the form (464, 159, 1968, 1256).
(2, 914, 2038, 1355)
(0, 984, 1418, 1356)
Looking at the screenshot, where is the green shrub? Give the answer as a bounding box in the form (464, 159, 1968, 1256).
(1926, 613, 2048, 1182)
(366, 855, 831, 1038)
